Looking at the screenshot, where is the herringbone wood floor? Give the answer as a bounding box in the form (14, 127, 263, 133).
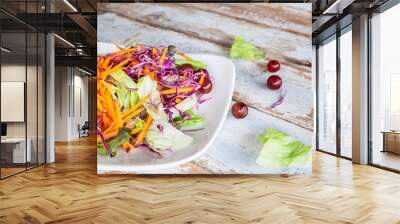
(1, 136, 400, 224)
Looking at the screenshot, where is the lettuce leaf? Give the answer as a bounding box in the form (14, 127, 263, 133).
(128, 91, 139, 109)
(110, 69, 136, 89)
(146, 119, 193, 151)
(107, 69, 139, 110)
(125, 117, 144, 129)
(256, 128, 311, 168)
(173, 109, 205, 131)
(170, 94, 198, 119)
(137, 76, 193, 151)
(175, 59, 206, 70)
(230, 36, 265, 61)
(97, 129, 130, 156)
(137, 76, 169, 121)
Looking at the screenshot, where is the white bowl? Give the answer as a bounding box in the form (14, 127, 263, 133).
(97, 42, 236, 173)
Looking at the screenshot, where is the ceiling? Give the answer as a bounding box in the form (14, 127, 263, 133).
(0, 0, 97, 74)
(0, 0, 396, 73)
(311, 0, 391, 43)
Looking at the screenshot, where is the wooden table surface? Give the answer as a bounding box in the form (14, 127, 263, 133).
(97, 3, 313, 174)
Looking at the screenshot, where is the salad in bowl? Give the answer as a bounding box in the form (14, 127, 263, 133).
(97, 43, 214, 159)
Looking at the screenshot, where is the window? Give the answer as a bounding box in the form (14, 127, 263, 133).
(0, 1, 47, 179)
(317, 37, 337, 154)
(390, 74, 400, 130)
(316, 26, 353, 159)
(339, 28, 352, 158)
(370, 2, 400, 171)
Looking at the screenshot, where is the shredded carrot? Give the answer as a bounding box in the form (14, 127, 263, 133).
(198, 75, 205, 86)
(102, 56, 131, 79)
(108, 47, 136, 58)
(176, 50, 192, 61)
(159, 48, 167, 65)
(103, 106, 132, 134)
(122, 143, 129, 150)
(103, 129, 118, 141)
(122, 108, 144, 123)
(175, 98, 182, 104)
(103, 126, 117, 136)
(114, 101, 123, 127)
(161, 87, 193, 95)
(111, 56, 131, 71)
(105, 94, 117, 120)
(143, 67, 150, 75)
(135, 115, 152, 146)
(98, 57, 104, 68)
(122, 143, 134, 151)
(97, 100, 104, 112)
(149, 71, 156, 80)
(103, 96, 147, 135)
(130, 127, 142, 135)
(122, 94, 150, 118)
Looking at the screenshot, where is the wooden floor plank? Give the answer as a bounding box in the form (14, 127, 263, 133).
(1, 136, 400, 223)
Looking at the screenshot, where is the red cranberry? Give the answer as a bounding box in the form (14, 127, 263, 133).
(200, 77, 212, 94)
(266, 75, 282, 90)
(231, 102, 248, 119)
(267, 60, 280, 73)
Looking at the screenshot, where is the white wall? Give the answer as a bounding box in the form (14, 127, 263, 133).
(71, 72, 89, 139)
(312, 45, 316, 151)
(54, 67, 89, 141)
(1, 65, 37, 138)
(54, 66, 70, 141)
(1, 63, 46, 164)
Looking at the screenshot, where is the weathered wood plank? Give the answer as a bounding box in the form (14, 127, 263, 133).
(179, 3, 311, 38)
(98, 3, 312, 71)
(3, 138, 400, 223)
(98, 8, 313, 130)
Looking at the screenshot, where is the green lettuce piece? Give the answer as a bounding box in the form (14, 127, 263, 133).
(256, 128, 311, 168)
(105, 83, 117, 96)
(135, 118, 145, 129)
(108, 70, 139, 110)
(137, 75, 194, 151)
(146, 119, 193, 151)
(125, 117, 144, 129)
(175, 59, 206, 70)
(176, 94, 198, 112)
(115, 84, 128, 107)
(97, 128, 130, 156)
(110, 69, 136, 89)
(258, 128, 287, 144)
(173, 109, 205, 131)
(127, 91, 139, 109)
(170, 94, 198, 119)
(137, 76, 168, 121)
(230, 36, 265, 61)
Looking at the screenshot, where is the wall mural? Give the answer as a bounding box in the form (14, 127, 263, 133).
(97, 3, 313, 174)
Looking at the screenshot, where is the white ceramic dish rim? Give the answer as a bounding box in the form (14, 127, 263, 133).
(97, 42, 236, 172)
